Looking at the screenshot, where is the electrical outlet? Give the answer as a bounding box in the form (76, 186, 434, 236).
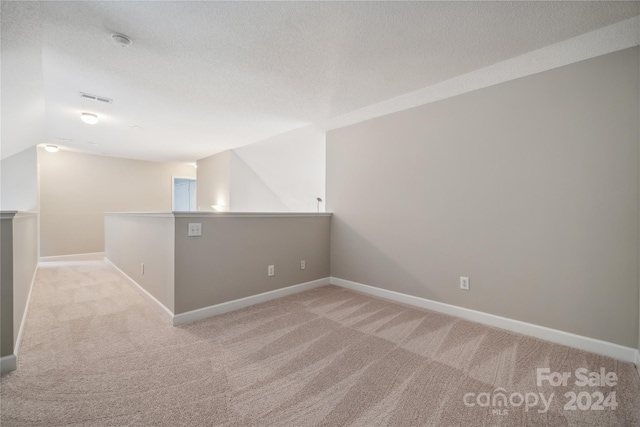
(460, 276, 470, 291)
(141, 263, 144, 275)
(301, 260, 306, 270)
(268, 265, 275, 276)
(188, 223, 202, 237)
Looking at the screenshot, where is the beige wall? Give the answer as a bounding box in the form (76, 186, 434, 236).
(39, 148, 195, 257)
(1, 212, 38, 366)
(327, 47, 639, 348)
(104, 213, 175, 312)
(174, 214, 331, 313)
(196, 151, 230, 212)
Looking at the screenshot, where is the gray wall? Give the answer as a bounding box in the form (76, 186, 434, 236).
(174, 214, 331, 313)
(1, 216, 15, 358)
(0, 212, 38, 363)
(104, 214, 175, 312)
(327, 47, 639, 348)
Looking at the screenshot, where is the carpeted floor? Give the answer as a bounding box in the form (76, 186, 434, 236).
(1, 261, 639, 426)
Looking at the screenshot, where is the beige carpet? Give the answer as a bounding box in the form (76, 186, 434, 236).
(1, 261, 639, 426)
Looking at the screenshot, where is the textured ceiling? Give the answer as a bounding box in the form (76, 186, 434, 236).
(2, 1, 640, 162)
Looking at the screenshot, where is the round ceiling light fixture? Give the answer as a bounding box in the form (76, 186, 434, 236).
(81, 112, 99, 124)
(111, 33, 132, 48)
(44, 144, 59, 153)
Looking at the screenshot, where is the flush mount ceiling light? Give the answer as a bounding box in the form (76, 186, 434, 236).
(81, 112, 99, 124)
(111, 33, 132, 48)
(44, 145, 59, 153)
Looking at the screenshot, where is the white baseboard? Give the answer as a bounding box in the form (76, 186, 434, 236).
(104, 258, 174, 322)
(14, 266, 38, 357)
(39, 252, 105, 263)
(173, 277, 331, 326)
(0, 354, 17, 374)
(331, 277, 638, 364)
(101, 261, 331, 328)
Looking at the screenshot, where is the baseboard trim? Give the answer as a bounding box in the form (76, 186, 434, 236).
(0, 354, 17, 374)
(635, 350, 640, 377)
(39, 252, 105, 263)
(14, 266, 38, 357)
(330, 277, 638, 363)
(173, 277, 331, 326)
(104, 258, 174, 322)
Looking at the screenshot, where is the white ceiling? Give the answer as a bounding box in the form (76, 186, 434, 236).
(2, 1, 639, 163)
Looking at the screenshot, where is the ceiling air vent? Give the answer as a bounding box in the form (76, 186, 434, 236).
(80, 92, 113, 104)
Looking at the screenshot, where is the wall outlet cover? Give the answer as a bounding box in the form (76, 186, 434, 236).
(188, 223, 202, 237)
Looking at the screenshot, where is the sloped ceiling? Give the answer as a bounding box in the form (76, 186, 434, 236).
(2, 1, 639, 162)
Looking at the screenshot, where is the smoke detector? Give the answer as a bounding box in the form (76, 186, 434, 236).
(111, 33, 132, 48)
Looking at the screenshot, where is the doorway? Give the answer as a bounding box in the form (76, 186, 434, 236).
(173, 177, 197, 211)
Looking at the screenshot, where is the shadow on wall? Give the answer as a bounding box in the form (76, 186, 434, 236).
(330, 216, 436, 300)
(230, 152, 289, 212)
